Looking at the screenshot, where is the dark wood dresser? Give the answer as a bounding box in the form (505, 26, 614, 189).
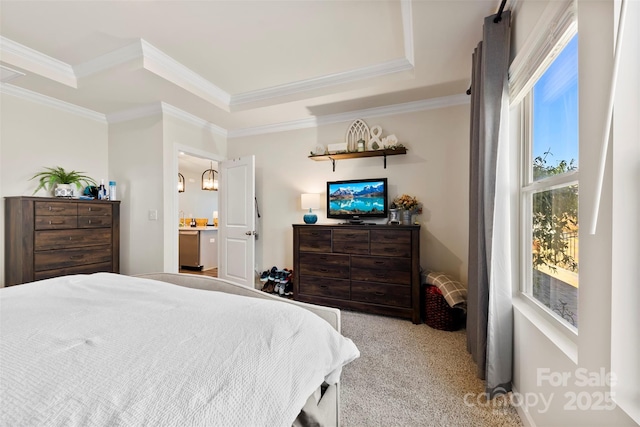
(292, 224, 421, 323)
(5, 196, 120, 286)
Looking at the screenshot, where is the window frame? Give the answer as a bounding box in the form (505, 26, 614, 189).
(517, 37, 580, 339)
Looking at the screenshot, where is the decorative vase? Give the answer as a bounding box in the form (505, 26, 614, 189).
(54, 183, 74, 198)
(401, 209, 412, 225)
(388, 208, 401, 225)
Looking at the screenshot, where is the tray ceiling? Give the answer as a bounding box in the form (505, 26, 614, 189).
(0, 0, 503, 133)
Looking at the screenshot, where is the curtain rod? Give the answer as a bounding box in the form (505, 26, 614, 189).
(466, 0, 508, 95)
(494, 0, 508, 23)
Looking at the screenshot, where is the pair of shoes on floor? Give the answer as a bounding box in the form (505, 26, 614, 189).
(260, 267, 294, 296)
(260, 266, 281, 293)
(260, 266, 279, 292)
(273, 269, 292, 295)
(259, 270, 270, 282)
(282, 280, 294, 297)
(274, 281, 294, 297)
(260, 266, 278, 283)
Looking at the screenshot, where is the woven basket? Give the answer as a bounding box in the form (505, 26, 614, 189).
(423, 285, 465, 331)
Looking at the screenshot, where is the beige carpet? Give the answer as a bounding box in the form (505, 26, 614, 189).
(339, 311, 523, 427)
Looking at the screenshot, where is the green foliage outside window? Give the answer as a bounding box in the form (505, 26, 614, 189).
(532, 151, 578, 274)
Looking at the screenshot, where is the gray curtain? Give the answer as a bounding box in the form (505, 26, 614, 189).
(467, 10, 513, 398)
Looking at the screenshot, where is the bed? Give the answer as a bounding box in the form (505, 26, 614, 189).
(0, 272, 360, 426)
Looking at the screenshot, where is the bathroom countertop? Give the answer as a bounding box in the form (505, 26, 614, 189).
(179, 226, 218, 231)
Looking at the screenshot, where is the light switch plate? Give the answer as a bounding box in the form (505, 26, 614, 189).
(148, 209, 158, 220)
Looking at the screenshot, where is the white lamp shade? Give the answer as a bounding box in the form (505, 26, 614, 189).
(301, 193, 320, 210)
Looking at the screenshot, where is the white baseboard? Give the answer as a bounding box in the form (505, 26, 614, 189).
(512, 385, 537, 427)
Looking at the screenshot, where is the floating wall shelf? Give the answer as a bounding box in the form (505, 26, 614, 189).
(308, 147, 407, 171)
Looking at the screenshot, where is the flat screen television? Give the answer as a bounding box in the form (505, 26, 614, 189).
(327, 178, 388, 224)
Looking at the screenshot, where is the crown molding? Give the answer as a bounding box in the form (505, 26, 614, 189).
(0, 83, 106, 122)
(229, 0, 414, 107)
(106, 101, 227, 137)
(161, 103, 227, 137)
(74, 41, 143, 78)
(74, 39, 232, 108)
(1, 0, 415, 109)
(401, 0, 415, 66)
(0, 36, 77, 87)
(228, 117, 319, 139)
(227, 93, 469, 138)
(230, 58, 414, 107)
(3, 78, 468, 140)
(0, 65, 26, 82)
(106, 102, 163, 124)
(140, 40, 231, 108)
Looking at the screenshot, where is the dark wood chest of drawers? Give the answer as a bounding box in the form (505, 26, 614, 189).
(5, 196, 120, 286)
(293, 224, 421, 323)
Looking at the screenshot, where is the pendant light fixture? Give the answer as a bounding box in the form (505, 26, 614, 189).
(178, 173, 185, 193)
(201, 162, 218, 191)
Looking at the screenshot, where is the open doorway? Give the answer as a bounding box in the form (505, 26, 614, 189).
(177, 152, 220, 277)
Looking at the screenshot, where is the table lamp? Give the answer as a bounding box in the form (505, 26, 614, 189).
(301, 193, 320, 224)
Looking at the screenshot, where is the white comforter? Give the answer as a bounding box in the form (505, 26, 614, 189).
(0, 273, 360, 426)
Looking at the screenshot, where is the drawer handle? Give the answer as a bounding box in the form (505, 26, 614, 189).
(374, 291, 385, 296)
(88, 220, 92, 224)
(319, 268, 329, 273)
(374, 261, 385, 265)
(48, 220, 65, 225)
(70, 255, 85, 260)
(320, 285, 328, 288)
(88, 207, 92, 211)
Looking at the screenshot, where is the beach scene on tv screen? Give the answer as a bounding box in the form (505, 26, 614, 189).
(328, 181, 385, 215)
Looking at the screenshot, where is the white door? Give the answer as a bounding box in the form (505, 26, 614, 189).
(218, 155, 255, 287)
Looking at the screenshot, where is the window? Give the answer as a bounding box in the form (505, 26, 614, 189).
(522, 35, 579, 330)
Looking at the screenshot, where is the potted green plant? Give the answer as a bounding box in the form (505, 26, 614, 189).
(30, 166, 96, 197)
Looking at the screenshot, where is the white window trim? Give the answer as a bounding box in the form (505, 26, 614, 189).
(518, 92, 579, 347)
(510, 0, 579, 356)
(509, 0, 577, 106)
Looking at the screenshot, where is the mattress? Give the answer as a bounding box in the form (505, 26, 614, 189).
(0, 273, 360, 426)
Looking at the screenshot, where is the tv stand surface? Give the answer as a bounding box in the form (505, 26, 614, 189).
(292, 223, 421, 323)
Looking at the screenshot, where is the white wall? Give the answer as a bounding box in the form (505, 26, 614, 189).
(162, 114, 226, 272)
(0, 96, 227, 282)
(227, 104, 470, 281)
(108, 116, 164, 276)
(0, 93, 108, 287)
(511, 1, 638, 426)
(107, 113, 227, 276)
(611, 0, 640, 421)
